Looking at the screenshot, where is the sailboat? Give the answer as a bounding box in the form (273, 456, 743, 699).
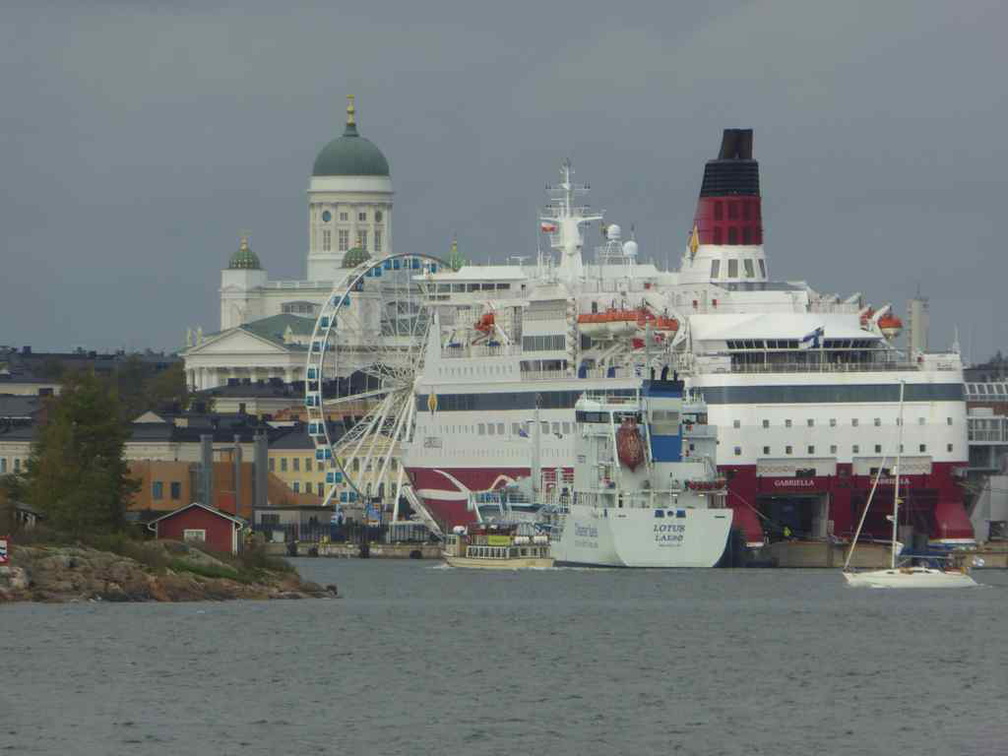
(843, 380, 977, 588)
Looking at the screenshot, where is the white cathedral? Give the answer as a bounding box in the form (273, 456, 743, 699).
(183, 97, 394, 391)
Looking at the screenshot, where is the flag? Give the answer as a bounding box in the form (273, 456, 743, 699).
(799, 326, 824, 350)
(540, 222, 557, 233)
(518, 426, 529, 438)
(688, 224, 700, 258)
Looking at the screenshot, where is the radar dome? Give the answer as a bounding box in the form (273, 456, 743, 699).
(606, 224, 622, 241)
(622, 240, 639, 258)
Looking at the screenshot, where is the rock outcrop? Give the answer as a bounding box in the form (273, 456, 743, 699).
(0, 542, 337, 603)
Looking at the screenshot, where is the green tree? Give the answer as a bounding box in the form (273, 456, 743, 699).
(26, 371, 137, 537)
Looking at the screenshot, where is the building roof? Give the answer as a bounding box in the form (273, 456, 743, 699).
(147, 502, 246, 529)
(228, 236, 261, 270)
(0, 395, 42, 420)
(270, 425, 317, 450)
(239, 314, 315, 348)
(312, 97, 389, 177)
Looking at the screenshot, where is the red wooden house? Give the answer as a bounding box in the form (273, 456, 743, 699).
(148, 502, 246, 555)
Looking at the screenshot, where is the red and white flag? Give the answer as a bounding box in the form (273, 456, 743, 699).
(540, 222, 557, 233)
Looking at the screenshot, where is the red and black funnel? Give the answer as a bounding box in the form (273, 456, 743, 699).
(692, 129, 762, 246)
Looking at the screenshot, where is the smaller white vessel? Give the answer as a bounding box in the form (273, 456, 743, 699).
(843, 381, 977, 588)
(442, 523, 553, 569)
(548, 376, 733, 568)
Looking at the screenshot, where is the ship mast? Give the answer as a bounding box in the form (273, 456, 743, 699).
(540, 159, 602, 283)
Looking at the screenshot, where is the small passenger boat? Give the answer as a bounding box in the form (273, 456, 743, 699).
(442, 523, 553, 569)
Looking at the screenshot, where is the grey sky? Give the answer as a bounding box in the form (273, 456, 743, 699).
(1, 0, 1005, 360)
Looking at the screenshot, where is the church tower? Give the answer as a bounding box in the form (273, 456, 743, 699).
(306, 96, 393, 281)
(220, 235, 267, 330)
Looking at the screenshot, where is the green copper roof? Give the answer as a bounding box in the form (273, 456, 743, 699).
(240, 314, 315, 349)
(313, 97, 389, 177)
(228, 237, 261, 270)
(341, 246, 371, 268)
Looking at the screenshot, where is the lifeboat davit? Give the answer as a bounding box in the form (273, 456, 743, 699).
(878, 313, 903, 340)
(616, 417, 645, 471)
(859, 307, 875, 328)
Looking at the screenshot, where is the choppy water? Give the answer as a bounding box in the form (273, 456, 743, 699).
(2, 561, 1007, 756)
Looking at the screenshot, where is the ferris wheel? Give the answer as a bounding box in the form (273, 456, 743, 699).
(304, 252, 447, 523)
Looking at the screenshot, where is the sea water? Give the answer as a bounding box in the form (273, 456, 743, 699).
(2, 561, 1006, 756)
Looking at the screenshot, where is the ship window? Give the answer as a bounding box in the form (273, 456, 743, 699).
(758, 259, 766, 277)
(785, 445, 793, 455)
(853, 445, 859, 453)
(562, 421, 571, 434)
(830, 444, 837, 454)
(689, 443, 695, 451)
(829, 418, 837, 428)
(763, 446, 770, 455)
(498, 423, 506, 435)
(919, 444, 927, 452)
(487, 423, 494, 436)
(478, 423, 485, 435)
(762, 419, 769, 429)
(542, 421, 549, 434)
(852, 419, 859, 427)
(728, 259, 738, 277)
(807, 419, 814, 427)
(654, 510, 665, 518)
(947, 417, 953, 425)
(733, 419, 740, 429)
(807, 445, 815, 455)
(743, 259, 755, 277)
(874, 418, 881, 427)
(947, 443, 953, 452)
(733, 446, 742, 456)
(710, 259, 721, 278)
(713, 202, 723, 220)
(918, 417, 925, 425)
(785, 419, 792, 428)
(512, 422, 521, 435)
(874, 444, 882, 453)
(728, 228, 738, 244)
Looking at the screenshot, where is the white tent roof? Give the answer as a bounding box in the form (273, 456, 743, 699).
(689, 312, 879, 342)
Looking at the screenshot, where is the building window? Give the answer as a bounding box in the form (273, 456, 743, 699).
(374, 230, 382, 253)
(293, 481, 300, 493)
(785, 445, 793, 455)
(338, 229, 349, 252)
(785, 419, 792, 428)
(13, 459, 20, 472)
(874, 444, 882, 453)
(758, 259, 766, 277)
(183, 529, 206, 543)
(305, 458, 312, 472)
(733, 419, 741, 429)
(304, 482, 312, 494)
(829, 444, 837, 454)
(807, 419, 814, 427)
(763, 446, 770, 455)
(339, 211, 348, 221)
(807, 445, 815, 455)
(710, 259, 720, 278)
(733, 446, 742, 456)
(170, 482, 181, 500)
(853, 445, 860, 453)
(358, 211, 367, 222)
(293, 458, 300, 472)
(281, 458, 288, 472)
(152, 481, 164, 500)
(322, 229, 332, 252)
(269, 458, 275, 472)
(762, 419, 769, 429)
(375, 210, 383, 222)
(919, 444, 927, 453)
(829, 418, 837, 428)
(728, 259, 739, 277)
(0, 458, 5, 473)
(357, 231, 368, 249)
(743, 259, 755, 278)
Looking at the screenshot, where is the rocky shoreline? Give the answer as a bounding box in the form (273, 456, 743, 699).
(0, 542, 337, 603)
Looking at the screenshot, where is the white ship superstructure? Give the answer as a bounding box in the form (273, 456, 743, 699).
(403, 132, 975, 550)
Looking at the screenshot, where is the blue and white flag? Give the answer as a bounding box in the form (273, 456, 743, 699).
(517, 425, 529, 438)
(799, 326, 824, 350)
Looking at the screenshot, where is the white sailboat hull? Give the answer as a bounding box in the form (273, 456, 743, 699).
(843, 567, 977, 588)
(552, 506, 733, 568)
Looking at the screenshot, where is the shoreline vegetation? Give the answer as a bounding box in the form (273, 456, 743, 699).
(0, 537, 337, 603)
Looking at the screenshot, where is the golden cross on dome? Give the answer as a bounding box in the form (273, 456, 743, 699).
(346, 95, 356, 127)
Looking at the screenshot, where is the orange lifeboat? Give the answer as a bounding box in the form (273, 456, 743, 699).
(859, 307, 875, 328)
(616, 417, 645, 471)
(475, 312, 495, 333)
(878, 313, 903, 339)
(654, 316, 679, 332)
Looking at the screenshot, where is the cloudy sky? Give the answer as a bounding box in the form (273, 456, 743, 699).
(1, 0, 1005, 360)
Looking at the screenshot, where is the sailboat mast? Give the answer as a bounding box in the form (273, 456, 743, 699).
(891, 380, 905, 570)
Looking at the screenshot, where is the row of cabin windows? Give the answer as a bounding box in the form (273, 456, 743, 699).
(737, 443, 950, 456)
(151, 481, 183, 500)
(435, 282, 513, 293)
(522, 334, 566, 351)
(736, 417, 954, 429)
(726, 338, 875, 350)
(463, 420, 573, 437)
(710, 257, 766, 279)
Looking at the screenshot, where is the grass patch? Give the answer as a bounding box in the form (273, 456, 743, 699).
(167, 558, 249, 582)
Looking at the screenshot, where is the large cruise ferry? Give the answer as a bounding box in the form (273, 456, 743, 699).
(402, 129, 975, 550)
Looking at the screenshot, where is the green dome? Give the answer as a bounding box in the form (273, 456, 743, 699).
(228, 237, 261, 270)
(342, 246, 371, 268)
(312, 99, 390, 177)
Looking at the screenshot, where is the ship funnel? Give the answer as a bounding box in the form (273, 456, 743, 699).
(692, 128, 762, 246)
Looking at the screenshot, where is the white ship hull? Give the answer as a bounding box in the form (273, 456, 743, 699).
(552, 506, 733, 568)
